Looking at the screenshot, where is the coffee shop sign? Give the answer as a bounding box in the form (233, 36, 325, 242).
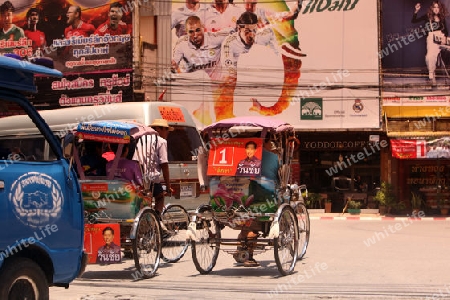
(303, 141, 371, 149)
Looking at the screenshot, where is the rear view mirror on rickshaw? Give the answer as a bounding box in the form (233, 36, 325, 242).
(63, 133, 74, 158)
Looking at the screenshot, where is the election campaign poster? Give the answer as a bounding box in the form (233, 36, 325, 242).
(84, 223, 121, 264)
(207, 138, 263, 176)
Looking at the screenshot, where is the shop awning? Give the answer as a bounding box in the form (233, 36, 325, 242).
(387, 131, 450, 138)
(385, 113, 450, 138)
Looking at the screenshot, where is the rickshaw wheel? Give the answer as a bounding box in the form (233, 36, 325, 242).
(132, 209, 162, 279)
(274, 206, 299, 276)
(161, 204, 190, 263)
(294, 202, 310, 259)
(191, 208, 221, 274)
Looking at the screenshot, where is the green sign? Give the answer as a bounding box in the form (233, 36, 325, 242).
(301, 98, 323, 120)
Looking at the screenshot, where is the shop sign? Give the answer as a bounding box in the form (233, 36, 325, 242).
(391, 138, 450, 159)
(302, 140, 371, 150)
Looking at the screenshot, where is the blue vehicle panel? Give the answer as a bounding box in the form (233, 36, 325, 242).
(0, 55, 85, 298)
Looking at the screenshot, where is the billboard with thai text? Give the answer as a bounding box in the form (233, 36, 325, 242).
(170, 0, 379, 129)
(0, 0, 132, 109)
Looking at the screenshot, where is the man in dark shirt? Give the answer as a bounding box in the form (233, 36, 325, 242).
(96, 226, 121, 264)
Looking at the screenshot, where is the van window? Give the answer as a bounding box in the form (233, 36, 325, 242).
(167, 126, 202, 162)
(0, 103, 57, 161)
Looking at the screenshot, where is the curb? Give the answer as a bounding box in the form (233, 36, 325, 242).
(309, 215, 450, 221)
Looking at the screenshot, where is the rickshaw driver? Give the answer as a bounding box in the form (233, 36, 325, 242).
(135, 119, 174, 215)
(261, 138, 279, 182)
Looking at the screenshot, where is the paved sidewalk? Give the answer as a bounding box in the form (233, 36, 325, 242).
(167, 195, 450, 221)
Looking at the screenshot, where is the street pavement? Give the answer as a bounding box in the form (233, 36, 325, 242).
(51, 219, 450, 300)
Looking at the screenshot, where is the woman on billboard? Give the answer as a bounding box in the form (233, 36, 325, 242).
(412, 1, 449, 86)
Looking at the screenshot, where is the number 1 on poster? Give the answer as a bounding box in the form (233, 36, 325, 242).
(219, 148, 227, 164)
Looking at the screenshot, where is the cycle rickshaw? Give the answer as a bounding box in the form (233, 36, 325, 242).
(188, 116, 310, 276)
(65, 120, 190, 278)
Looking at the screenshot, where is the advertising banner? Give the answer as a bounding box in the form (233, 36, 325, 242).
(170, 0, 379, 129)
(84, 223, 121, 264)
(391, 138, 450, 159)
(381, 0, 450, 104)
(209, 176, 278, 214)
(0, 0, 132, 109)
(207, 138, 263, 176)
(32, 71, 132, 108)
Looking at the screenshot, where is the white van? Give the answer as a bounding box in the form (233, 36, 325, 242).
(0, 102, 204, 199)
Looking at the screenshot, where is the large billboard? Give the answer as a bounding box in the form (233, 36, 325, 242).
(0, 0, 132, 109)
(170, 0, 379, 129)
(382, 0, 450, 107)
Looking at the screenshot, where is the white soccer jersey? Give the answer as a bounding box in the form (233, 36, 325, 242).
(220, 28, 277, 77)
(254, 7, 270, 25)
(172, 31, 227, 79)
(171, 4, 208, 38)
(203, 4, 244, 32)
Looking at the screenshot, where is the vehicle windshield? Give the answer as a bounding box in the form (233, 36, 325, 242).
(0, 101, 57, 161)
(167, 126, 202, 162)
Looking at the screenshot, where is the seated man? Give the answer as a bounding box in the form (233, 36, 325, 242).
(235, 137, 280, 267)
(81, 141, 107, 176)
(106, 144, 143, 186)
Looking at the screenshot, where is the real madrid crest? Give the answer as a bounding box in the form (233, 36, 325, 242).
(225, 59, 234, 66)
(9, 172, 64, 227)
(352, 99, 364, 113)
(209, 49, 215, 57)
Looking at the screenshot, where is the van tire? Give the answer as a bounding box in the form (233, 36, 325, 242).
(0, 257, 49, 300)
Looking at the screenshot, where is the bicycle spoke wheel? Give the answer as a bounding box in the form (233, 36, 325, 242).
(274, 206, 298, 276)
(132, 209, 161, 279)
(191, 208, 220, 274)
(161, 204, 190, 263)
(294, 202, 310, 259)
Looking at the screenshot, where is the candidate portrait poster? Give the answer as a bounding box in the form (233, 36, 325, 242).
(0, 0, 133, 109)
(84, 223, 121, 264)
(207, 138, 263, 176)
(170, 0, 379, 130)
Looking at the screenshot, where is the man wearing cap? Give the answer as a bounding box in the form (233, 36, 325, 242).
(137, 119, 174, 214)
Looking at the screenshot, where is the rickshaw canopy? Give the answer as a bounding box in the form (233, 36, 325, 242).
(74, 120, 157, 144)
(202, 116, 294, 134)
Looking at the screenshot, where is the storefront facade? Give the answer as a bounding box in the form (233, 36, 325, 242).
(384, 106, 450, 210)
(297, 131, 385, 211)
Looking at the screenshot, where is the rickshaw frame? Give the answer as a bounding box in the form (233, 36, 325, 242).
(189, 116, 310, 276)
(67, 120, 190, 278)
